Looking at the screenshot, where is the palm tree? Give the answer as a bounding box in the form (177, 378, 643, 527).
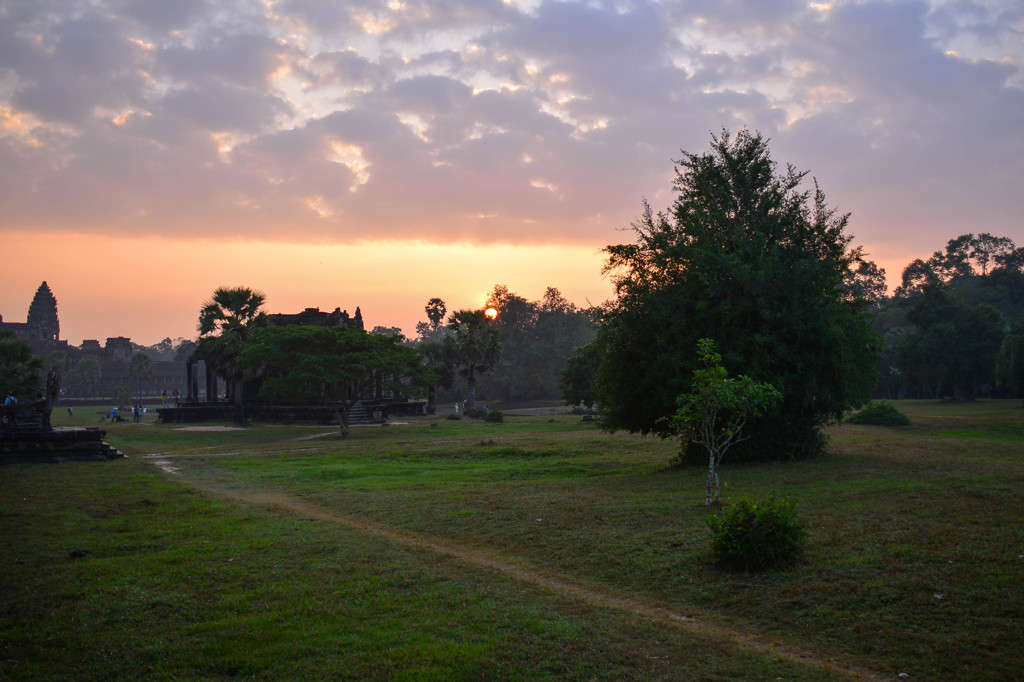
(447, 309, 501, 412)
(197, 286, 267, 425)
(425, 298, 447, 342)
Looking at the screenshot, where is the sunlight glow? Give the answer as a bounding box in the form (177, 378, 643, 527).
(2, 234, 612, 346)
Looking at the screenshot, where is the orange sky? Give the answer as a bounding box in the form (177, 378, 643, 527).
(3, 232, 614, 346)
(3, 230, 928, 347)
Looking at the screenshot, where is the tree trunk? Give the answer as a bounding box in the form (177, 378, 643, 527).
(333, 401, 350, 438)
(466, 367, 477, 412)
(426, 386, 436, 415)
(705, 451, 717, 506)
(232, 378, 245, 427)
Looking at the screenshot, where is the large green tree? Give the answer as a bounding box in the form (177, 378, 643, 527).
(239, 325, 432, 437)
(197, 286, 267, 424)
(0, 331, 43, 401)
(596, 130, 878, 460)
(447, 309, 501, 411)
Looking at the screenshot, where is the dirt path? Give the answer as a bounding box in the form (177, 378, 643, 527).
(151, 459, 885, 680)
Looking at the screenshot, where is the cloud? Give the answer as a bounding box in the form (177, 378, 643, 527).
(0, 0, 1021, 260)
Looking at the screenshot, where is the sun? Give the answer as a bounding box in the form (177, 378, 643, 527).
(484, 307, 498, 319)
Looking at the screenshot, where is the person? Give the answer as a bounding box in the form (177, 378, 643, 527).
(67, 406, 73, 417)
(454, 402, 459, 414)
(4, 391, 17, 426)
(161, 390, 169, 408)
(110, 406, 118, 422)
(172, 389, 180, 407)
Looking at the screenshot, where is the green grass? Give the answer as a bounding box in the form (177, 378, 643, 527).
(3, 401, 1023, 680)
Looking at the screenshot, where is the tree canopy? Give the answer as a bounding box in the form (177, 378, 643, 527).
(446, 309, 501, 411)
(197, 286, 267, 422)
(595, 130, 878, 460)
(0, 330, 43, 400)
(873, 232, 1024, 400)
(239, 324, 432, 436)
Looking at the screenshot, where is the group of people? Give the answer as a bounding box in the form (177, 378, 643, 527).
(160, 389, 180, 408)
(106, 404, 149, 422)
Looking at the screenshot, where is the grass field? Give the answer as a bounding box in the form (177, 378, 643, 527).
(2, 400, 1022, 680)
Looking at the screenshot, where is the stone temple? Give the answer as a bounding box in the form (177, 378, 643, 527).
(0, 282, 67, 356)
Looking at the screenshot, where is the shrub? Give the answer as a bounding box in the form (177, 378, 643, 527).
(707, 493, 806, 571)
(484, 409, 504, 423)
(446, 414, 462, 420)
(846, 401, 911, 426)
(466, 408, 489, 419)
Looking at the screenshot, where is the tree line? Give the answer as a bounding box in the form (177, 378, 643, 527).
(873, 233, 1024, 401)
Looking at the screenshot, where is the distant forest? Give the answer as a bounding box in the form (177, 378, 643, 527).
(871, 233, 1024, 401)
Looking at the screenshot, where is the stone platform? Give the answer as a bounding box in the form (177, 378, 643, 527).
(0, 427, 124, 464)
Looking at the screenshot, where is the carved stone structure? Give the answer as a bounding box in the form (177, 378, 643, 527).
(2, 283, 190, 400)
(266, 306, 364, 330)
(0, 282, 71, 357)
(1, 368, 123, 464)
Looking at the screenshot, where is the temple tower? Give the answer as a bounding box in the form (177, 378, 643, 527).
(26, 282, 59, 343)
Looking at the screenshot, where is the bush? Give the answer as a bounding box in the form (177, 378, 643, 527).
(465, 408, 489, 419)
(846, 401, 910, 426)
(446, 414, 462, 420)
(707, 493, 806, 571)
(484, 409, 504, 423)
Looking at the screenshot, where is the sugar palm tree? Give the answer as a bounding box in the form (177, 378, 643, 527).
(197, 286, 267, 424)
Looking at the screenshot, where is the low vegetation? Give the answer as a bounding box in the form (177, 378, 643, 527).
(707, 493, 807, 571)
(846, 401, 912, 426)
(2, 400, 1022, 679)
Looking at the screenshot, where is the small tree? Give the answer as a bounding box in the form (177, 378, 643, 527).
(671, 339, 781, 505)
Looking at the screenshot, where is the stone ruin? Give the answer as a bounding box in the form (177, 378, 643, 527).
(0, 368, 123, 464)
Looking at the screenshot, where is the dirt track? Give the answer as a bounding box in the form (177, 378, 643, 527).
(150, 458, 885, 681)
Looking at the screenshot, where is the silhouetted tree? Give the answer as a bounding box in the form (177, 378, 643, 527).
(197, 286, 267, 425)
(596, 129, 878, 460)
(240, 325, 432, 437)
(447, 309, 501, 411)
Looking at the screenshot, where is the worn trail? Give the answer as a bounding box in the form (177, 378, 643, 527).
(148, 456, 884, 681)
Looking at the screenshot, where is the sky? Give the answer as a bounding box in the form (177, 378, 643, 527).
(2, 0, 1022, 346)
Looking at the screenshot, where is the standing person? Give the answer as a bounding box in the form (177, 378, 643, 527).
(172, 389, 180, 407)
(3, 391, 16, 426)
(110, 406, 118, 422)
(161, 390, 169, 408)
